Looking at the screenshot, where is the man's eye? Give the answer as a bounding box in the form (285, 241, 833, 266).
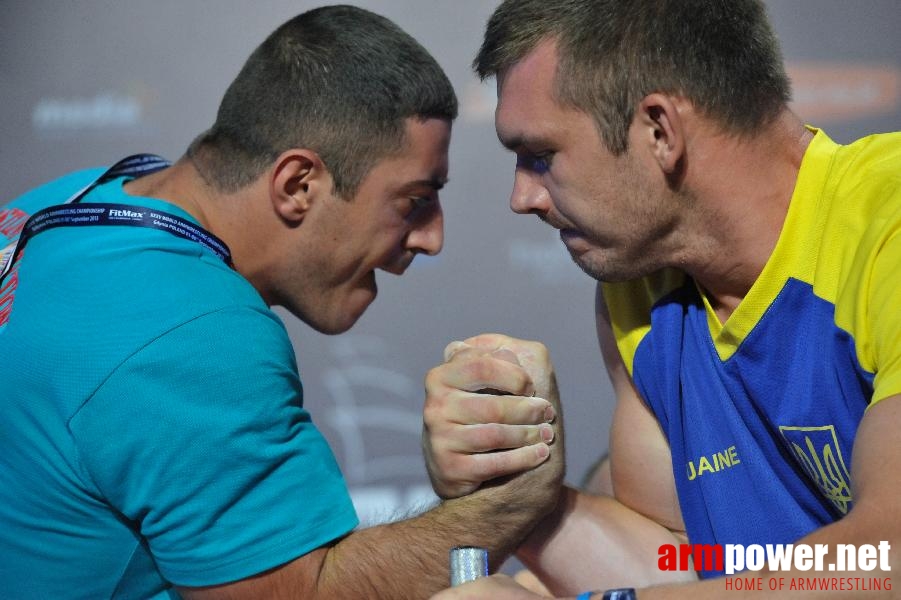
(411, 196, 434, 210)
(404, 195, 439, 219)
(516, 153, 552, 174)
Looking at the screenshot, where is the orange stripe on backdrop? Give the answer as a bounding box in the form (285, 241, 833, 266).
(788, 61, 901, 123)
(461, 62, 901, 125)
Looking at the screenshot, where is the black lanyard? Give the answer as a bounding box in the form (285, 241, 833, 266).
(0, 154, 233, 286)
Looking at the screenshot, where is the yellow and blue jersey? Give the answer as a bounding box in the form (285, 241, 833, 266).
(603, 129, 901, 576)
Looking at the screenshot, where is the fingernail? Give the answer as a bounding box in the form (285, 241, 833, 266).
(535, 443, 550, 459)
(540, 423, 554, 443)
(544, 405, 556, 422)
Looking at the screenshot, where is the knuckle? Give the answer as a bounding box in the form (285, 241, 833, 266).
(421, 399, 444, 426)
(443, 340, 468, 362)
(422, 396, 445, 422)
(530, 342, 550, 361)
(477, 451, 511, 479)
(481, 397, 512, 424)
(474, 423, 507, 449)
(462, 357, 491, 382)
(424, 366, 447, 391)
(510, 369, 533, 396)
(471, 455, 498, 480)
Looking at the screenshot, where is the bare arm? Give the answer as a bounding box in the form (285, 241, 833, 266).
(513, 287, 693, 593)
(580, 453, 612, 496)
(434, 400, 901, 600)
(179, 336, 564, 599)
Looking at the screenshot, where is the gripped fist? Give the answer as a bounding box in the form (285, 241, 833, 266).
(422, 334, 564, 499)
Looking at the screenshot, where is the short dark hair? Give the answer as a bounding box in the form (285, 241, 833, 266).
(190, 4, 458, 197)
(475, 0, 791, 154)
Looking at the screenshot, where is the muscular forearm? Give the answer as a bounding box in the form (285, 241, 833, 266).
(317, 342, 568, 598)
(318, 473, 563, 599)
(178, 449, 563, 600)
(517, 491, 897, 600)
(517, 486, 697, 595)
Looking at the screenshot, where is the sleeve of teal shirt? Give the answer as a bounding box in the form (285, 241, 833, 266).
(67, 306, 358, 587)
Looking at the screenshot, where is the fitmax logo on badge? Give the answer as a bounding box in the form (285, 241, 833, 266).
(108, 209, 143, 219)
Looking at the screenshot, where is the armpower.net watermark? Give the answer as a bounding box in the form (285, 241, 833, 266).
(659, 542, 892, 592)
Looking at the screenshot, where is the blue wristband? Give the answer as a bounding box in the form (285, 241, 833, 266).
(576, 593, 597, 600)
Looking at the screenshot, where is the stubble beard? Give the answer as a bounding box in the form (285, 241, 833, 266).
(570, 250, 642, 283)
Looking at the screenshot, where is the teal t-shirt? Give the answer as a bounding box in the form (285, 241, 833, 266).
(0, 168, 358, 598)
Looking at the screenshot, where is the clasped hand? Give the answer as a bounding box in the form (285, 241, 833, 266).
(422, 333, 564, 499)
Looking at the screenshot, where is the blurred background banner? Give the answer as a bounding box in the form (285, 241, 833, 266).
(2, 1, 899, 525)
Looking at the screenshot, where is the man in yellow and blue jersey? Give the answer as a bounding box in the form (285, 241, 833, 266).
(424, 1, 901, 599)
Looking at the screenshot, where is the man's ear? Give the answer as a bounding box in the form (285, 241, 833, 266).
(633, 93, 685, 176)
(269, 149, 331, 224)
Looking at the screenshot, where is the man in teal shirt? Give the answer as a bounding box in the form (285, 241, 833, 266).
(0, 6, 562, 598)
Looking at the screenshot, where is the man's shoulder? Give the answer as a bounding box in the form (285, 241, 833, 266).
(3, 168, 107, 214)
(843, 130, 901, 163)
(828, 131, 901, 199)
